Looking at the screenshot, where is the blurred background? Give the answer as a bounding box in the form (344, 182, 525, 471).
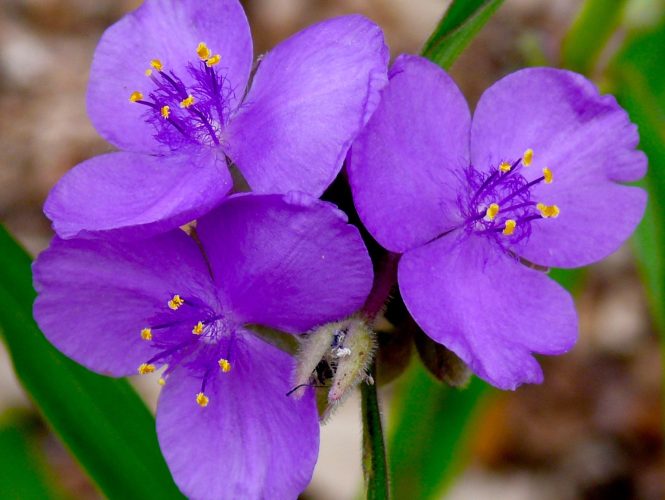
(0, 0, 663, 499)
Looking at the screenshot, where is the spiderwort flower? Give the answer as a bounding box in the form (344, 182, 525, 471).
(348, 55, 647, 389)
(45, 0, 388, 240)
(33, 193, 373, 498)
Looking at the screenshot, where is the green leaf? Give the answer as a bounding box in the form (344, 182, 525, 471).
(0, 226, 183, 499)
(388, 366, 491, 500)
(611, 20, 665, 333)
(562, 0, 629, 73)
(0, 415, 64, 499)
(422, 0, 505, 70)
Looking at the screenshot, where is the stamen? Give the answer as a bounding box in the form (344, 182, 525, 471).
(196, 42, 211, 61)
(144, 68, 153, 77)
(138, 363, 156, 375)
(537, 203, 560, 218)
(485, 203, 500, 221)
(192, 321, 204, 335)
(168, 294, 184, 310)
(196, 392, 209, 407)
(179, 95, 195, 108)
(523, 148, 534, 166)
(140, 327, 153, 341)
(150, 59, 163, 71)
(158, 377, 166, 386)
(160, 105, 170, 119)
(206, 54, 221, 67)
(502, 219, 517, 236)
(542, 167, 553, 184)
(218, 358, 232, 373)
(499, 161, 512, 173)
(129, 91, 143, 102)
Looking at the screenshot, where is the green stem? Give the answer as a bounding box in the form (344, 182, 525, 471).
(361, 360, 389, 500)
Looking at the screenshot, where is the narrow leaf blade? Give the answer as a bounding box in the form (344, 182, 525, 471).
(422, 0, 505, 70)
(0, 226, 183, 499)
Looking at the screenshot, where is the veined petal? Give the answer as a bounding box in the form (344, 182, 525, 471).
(225, 15, 389, 196)
(33, 231, 216, 376)
(348, 54, 471, 253)
(197, 193, 373, 333)
(470, 68, 647, 267)
(156, 331, 319, 499)
(399, 234, 578, 390)
(45, 149, 231, 240)
(88, 0, 252, 153)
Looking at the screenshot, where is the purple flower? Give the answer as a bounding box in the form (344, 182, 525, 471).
(33, 193, 373, 498)
(45, 0, 388, 240)
(348, 55, 647, 389)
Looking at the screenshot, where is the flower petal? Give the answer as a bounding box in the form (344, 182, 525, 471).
(88, 0, 252, 153)
(399, 234, 578, 390)
(156, 331, 318, 499)
(45, 149, 232, 240)
(197, 193, 373, 333)
(224, 15, 389, 196)
(470, 68, 647, 267)
(348, 54, 471, 253)
(33, 231, 215, 376)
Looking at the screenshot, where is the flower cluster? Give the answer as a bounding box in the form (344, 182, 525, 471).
(32, 0, 647, 498)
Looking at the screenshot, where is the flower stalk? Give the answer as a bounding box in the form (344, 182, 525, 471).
(360, 252, 399, 499)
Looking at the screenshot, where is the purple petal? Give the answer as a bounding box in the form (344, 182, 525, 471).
(156, 331, 318, 499)
(33, 231, 215, 376)
(88, 0, 252, 153)
(224, 15, 389, 196)
(44, 149, 232, 240)
(399, 234, 578, 390)
(470, 68, 647, 267)
(348, 54, 471, 253)
(196, 193, 373, 333)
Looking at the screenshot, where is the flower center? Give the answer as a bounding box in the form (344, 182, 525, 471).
(136, 293, 237, 408)
(128, 42, 234, 149)
(457, 148, 559, 248)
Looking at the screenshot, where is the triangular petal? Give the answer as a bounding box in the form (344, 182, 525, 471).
(348, 54, 471, 253)
(33, 231, 216, 376)
(399, 235, 578, 390)
(225, 15, 388, 196)
(88, 0, 252, 153)
(45, 149, 231, 240)
(197, 193, 373, 333)
(156, 332, 319, 499)
(470, 68, 647, 268)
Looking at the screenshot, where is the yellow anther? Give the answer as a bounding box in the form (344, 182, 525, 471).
(197, 42, 212, 61)
(192, 321, 204, 335)
(168, 294, 184, 310)
(218, 358, 232, 373)
(542, 167, 553, 184)
(537, 203, 560, 218)
(206, 54, 221, 67)
(150, 59, 163, 71)
(145, 68, 153, 77)
(485, 203, 500, 221)
(180, 95, 195, 108)
(523, 148, 534, 167)
(196, 392, 209, 407)
(138, 363, 156, 375)
(140, 327, 152, 341)
(129, 91, 143, 102)
(158, 377, 166, 386)
(160, 105, 170, 119)
(499, 161, 512, 173)
(503, 219, 517, 236)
